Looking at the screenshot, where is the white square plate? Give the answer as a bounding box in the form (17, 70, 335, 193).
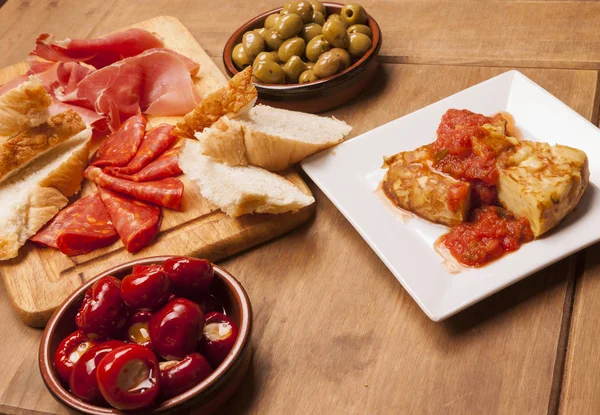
(301, 70, 600, 321)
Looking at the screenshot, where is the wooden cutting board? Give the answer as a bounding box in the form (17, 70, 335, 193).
(0, 16, 315, 328)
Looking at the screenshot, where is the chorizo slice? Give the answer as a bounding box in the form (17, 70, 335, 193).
(92, 114, 146, 167)
(98, 187, 162, 253)
(125, 146, 183, 182)
(85, 166, 183, 210)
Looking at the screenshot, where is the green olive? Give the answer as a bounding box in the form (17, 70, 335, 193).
(347, 32, 372, 58)
(264, 29, 284, 50)
(242, 31, 265, 60)
(301, 23, 322, 43)
(310, 0, 326, 16)
(274, 13, 303, 39)
(232, 43, 251, 70)
(330, 47, 351, 70)
(306, 61, 315, 69)
(281, 1, 295, 14)
(278, 37, 306, 62)
(340, 3, 368, 26)
(284, 1, 314, 23)
(254, 51, 279, 63)
(299, 69, 318, 83)
(326, 13, 347, 28)
(312, 11, 326, 26)
(253, 60, 285, 84)
(264, 13, 281, 30)
(322, 19, 349, 48)
(347, 24, 372, 38)
(305, 34, 331, 62)
(255, 27, 268, 39)
(313, 49, 343, 78)
(283, 55, 308, 83)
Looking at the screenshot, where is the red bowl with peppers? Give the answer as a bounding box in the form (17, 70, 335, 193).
(39, 256, 252, 414)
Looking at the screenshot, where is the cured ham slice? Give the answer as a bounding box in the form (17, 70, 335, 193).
(74, 49, 200, 130)
(85, 166, 184, 210)
(92, 114, 146, 167)
(123, 146, 183, 182)
(98, 187, 161, 253)
(106, 124, 176, 176)
(30, 192, 119, 256)
(31, 29, 164, 69)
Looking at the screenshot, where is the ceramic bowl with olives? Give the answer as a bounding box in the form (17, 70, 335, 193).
(231, 1, 374, 84)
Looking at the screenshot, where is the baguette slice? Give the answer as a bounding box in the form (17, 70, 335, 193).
(0, 127, 92, 260)
(0, 110, 86, 184)
(0, 76, 52, 140)
(497, 140, 589, 237)
(175, 67, 257, 139)
(197, 104, 352, 171)
(179, 139, 314, 217)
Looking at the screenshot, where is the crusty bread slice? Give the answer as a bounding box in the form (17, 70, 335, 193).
(0, 127, 92, 260)
(196, 117, 248, 167)
(0, 76, 52, 140)
(175, 67, 257, 139)
(0, 110, 86, 184)
(497, 140, 589, 237)
(196, 104, 352, 171)
(179, 139, 314, 217)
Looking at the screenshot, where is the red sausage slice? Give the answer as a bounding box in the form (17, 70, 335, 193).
(106, 124, 176, 177)
(98, 187, 162, 253)
(31, 192, 119, 256)
(92, 114, 146, 168)
(85, 166, 184, 210)
(124, 146, 183, 182)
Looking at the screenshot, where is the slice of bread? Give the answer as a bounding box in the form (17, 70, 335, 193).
(0, 127, 92, 260)
(0, 76, 52, 141)
(179, 139, 314, 217)
(196, 104, 352, 171)
(0, 110, 86, 184)
(175, 67, 257, 139)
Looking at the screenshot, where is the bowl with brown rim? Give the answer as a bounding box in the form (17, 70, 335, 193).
(223, 2, 382, 113)
(39, 256, 252, 414)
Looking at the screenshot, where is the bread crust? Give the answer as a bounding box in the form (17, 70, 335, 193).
(176, 67, 256, 138)
(0, 110, 86, 183)
(0, 76, 52, 139)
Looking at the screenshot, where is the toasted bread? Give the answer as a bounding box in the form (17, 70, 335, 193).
(0, 127, 92, 260)
(175, 67, 257, 138)
(0, 76, 52, 141)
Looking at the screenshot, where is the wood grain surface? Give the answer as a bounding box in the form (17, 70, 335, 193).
(0, 15, 314, 327)
(0, 0, 599, 414)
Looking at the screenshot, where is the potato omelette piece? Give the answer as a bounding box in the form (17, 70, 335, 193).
(496, 140, 589, 237)
(382, 145, 471, 227)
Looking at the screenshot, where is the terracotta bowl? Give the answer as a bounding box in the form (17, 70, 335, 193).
(223, 2, 382, 113)
(39, 256, 252, 414)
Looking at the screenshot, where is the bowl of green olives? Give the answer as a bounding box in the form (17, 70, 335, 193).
(223, 1, 382, 113)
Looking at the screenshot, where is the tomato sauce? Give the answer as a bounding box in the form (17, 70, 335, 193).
(428, 109, 533, 267)
(440, 206, 534, 267)
(430, 109, 504, 206)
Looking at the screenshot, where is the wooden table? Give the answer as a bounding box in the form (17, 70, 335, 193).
(0, 1, 599, 414)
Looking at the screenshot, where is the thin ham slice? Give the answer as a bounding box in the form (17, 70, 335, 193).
(92, 113, 147, 167)
(98, 187, 162, 253)
(72, 48, 200, 130)
(31, 29, 164, 69)
(106, 124, 176, 177)
(122, 146, 183, 182)
(85, 166, 184, 210)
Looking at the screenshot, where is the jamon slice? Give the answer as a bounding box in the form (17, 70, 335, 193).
(106, 124, 176, 176)
(382, 146, 471, 227)
(31, 29, 164, 69)
(98, 187, 161, 253)
(30, 192, 119, 256)
(85, 166, 184, 210)
(92, 114, 146, 167)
